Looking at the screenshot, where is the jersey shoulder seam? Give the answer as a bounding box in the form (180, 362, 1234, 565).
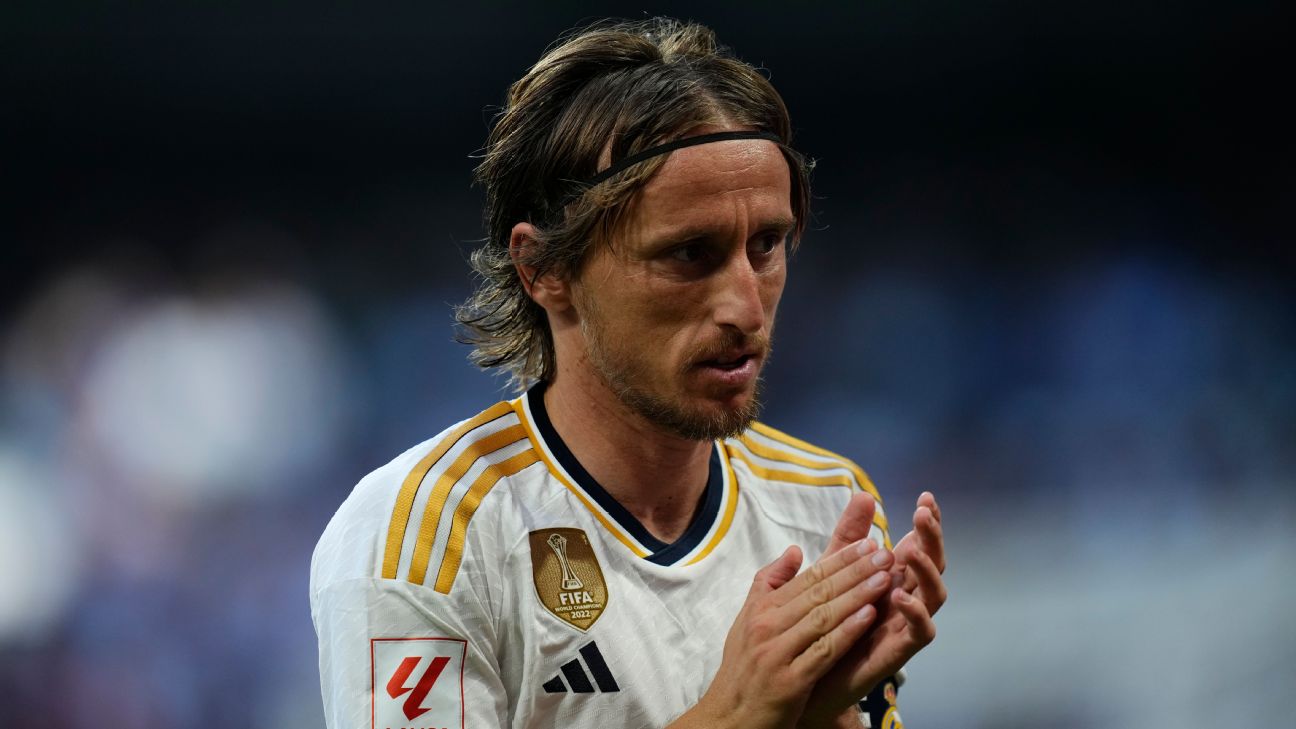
(379, 401, 535, 586)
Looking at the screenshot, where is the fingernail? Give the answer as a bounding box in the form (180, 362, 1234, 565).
(867, 572, 888, 589)
(854, 604, 876, 624)
(871, 550, 892, 567)
(856, 539, 877, 556)
(895, 590, 912, 604)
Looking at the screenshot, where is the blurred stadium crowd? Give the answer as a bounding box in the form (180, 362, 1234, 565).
(3, 3, 1292, 728)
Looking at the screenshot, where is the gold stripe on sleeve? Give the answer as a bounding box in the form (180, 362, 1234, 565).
(749, 422, 883, 501)
(726, 446, 853, 487)
(381, 401, 514, 579)
(433, 448, 541, 594)
(406, 424, 528, 585)
(738, 434, 860, 476)
(737, 432, 888, 533)
(726, 446, 889, 535)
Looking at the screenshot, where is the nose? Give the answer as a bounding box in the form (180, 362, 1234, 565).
(712, 254, 767, 336)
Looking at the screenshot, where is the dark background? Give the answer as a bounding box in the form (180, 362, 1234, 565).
(8, 2, 1292, 293)
(2, 2, 1293, 727)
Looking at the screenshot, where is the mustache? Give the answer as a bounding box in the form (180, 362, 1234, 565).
(682, 330, 771, 369)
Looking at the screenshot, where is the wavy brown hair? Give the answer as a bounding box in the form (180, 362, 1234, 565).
(456, 17, 812, 389)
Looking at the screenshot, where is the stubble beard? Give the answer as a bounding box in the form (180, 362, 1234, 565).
(579, 298, 767, 442)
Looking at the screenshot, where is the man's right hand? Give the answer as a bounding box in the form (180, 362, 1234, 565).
(669, 534, 896, 729)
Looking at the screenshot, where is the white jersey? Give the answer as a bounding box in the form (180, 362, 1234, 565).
(311, 386, 904, 729)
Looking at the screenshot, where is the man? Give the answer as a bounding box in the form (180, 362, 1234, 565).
(311, 18, 946, 729)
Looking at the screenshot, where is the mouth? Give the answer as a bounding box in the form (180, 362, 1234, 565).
(699, 352, 757, 371)
(691, 346, 764, 390)
(687, 335, 769, 391)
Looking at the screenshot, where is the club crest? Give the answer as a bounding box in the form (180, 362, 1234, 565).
(882, 681, 904, 729)
(529, 528, 607, 631)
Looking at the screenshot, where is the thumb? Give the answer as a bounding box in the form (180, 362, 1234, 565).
(823, 492, 877, 557)
(751, 545, 803, 596)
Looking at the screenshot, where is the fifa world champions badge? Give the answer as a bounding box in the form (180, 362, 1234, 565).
(529, 528, 608, 631)
(548, 533, 584, 590)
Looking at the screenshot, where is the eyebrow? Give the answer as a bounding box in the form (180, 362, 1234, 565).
(651, 217, 797, 246)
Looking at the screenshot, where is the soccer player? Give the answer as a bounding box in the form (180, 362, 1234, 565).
(311, 18, 946, 729)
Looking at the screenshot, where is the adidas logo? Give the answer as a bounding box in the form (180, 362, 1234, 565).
(541, 642, 619, 694)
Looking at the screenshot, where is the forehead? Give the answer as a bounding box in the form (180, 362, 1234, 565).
(623, 139, 793, 240)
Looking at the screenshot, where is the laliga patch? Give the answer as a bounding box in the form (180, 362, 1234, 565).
(529, 528, 608, 631)
(371, 637, 465, 729)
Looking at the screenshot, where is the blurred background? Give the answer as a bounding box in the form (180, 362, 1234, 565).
(2, 2, 1293, 727)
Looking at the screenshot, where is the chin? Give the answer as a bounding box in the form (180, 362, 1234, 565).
(624, 383, 763, 442)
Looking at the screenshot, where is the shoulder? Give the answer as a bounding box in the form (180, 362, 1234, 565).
(724, 420, 882, 500)
(310, 399, 544, 596)
(723, 420, 890, 540)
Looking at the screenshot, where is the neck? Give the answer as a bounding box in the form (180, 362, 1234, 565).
(541, 367, 713, 544)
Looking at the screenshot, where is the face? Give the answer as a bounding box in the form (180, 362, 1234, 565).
(570, 136, 793, 440)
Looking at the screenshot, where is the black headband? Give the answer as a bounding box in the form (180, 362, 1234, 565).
(561, 130, 786, 206)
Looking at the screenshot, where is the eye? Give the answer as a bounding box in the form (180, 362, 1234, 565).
(753, 233, 785, 255)
(670, 242, 707, 263)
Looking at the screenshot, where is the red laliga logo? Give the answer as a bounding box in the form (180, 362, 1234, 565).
(387, 656, 450, 721)
(371, 638, 466, 729)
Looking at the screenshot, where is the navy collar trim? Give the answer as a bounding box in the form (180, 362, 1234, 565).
(527, 383, 723, 566)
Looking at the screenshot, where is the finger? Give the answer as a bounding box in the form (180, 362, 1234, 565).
(918, 491, 941, 524)
(777, 541, 892, 632)
(906, 547, 947, 615)
(915, 506, 946, 573)
(769, 538, 882, 609)
(892, 530, 917, 565)
(890, 508, 943, 602)
(786, 581, 885, 680)
(749, 545, 803, 599)
(891, 564, 915, 596)
(892, 588, 936, 646)
(889, 530, 920, 596)
(772, 542, 896, 656)
(898, 505, 938, 561)
(823, 492, 877, 557)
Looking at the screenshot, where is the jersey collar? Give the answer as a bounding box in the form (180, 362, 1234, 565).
(524, 382, 725, 566)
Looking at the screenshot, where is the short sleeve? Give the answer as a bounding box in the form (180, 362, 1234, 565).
(312, 577, 507, 729)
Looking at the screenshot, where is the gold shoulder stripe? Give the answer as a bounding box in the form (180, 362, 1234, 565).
(433, 448, 541, 594)
(727, 445, 852, 487)
(749, 422, 882, 501)
(738, 433, 859, 475)
(727, 445, 888, 535)
(408, 423, 528, 585)
(382, 401, 513, 579)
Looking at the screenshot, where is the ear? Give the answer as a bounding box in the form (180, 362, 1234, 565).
(510, 222, 572, 313)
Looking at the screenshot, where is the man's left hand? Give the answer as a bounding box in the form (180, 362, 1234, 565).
(797, 491, 947, 728)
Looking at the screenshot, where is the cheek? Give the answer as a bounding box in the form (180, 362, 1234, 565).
(627, 277, 702, 327)
(591, 285, 694, 361)
(622, 289, 709, 366)
(760, 268, 787, 318)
